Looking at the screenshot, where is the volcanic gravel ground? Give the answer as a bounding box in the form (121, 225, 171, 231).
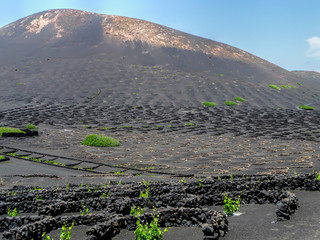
(1, 104, 320, 178)
(2, 9, 320, 239)
(1, 104, 320, 239)
(1, 60, 320, 110)
(1, 128, 319, 178)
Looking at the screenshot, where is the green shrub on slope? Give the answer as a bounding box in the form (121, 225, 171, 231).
(82, 134, 120, 147)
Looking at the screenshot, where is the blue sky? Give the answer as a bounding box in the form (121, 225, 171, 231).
(0, 0, 319, 71)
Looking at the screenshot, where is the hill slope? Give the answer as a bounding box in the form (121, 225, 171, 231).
(0, 9, 318, 109)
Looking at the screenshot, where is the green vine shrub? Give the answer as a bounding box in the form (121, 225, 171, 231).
(224, 194, 241, 216)
(42, 222, 74, 240)
(225, 101, 238, 106)
(234, 97, 246, 102)
(202, 102, 217, 107)
(81, 134, 120, 147)
(25, 124, 38, 130)
(299, 105, 314, 110)
(134, 212, 168, 240)
(269, 84, 281, 90)
(7, 208, 18, 217)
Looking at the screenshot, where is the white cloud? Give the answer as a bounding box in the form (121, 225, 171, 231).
(307, 36, 320, 57)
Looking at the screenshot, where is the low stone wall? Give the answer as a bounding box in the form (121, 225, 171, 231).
(86, 208, 228, 240)
(2, 214, 106, 240)
(0, 174, 314, 240)
(276, 191, 299, 221)
(0, 215, 45, 232)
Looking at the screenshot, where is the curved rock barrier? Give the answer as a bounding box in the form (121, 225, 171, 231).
(0, 215, 45, 232)
(2, 214, 107, 240)
(86, 209, 228, 240)
(0, 173, 312, 239)
(276, 191, 299, 221)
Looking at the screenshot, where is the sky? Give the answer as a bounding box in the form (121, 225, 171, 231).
(0, 0, 320, 72)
